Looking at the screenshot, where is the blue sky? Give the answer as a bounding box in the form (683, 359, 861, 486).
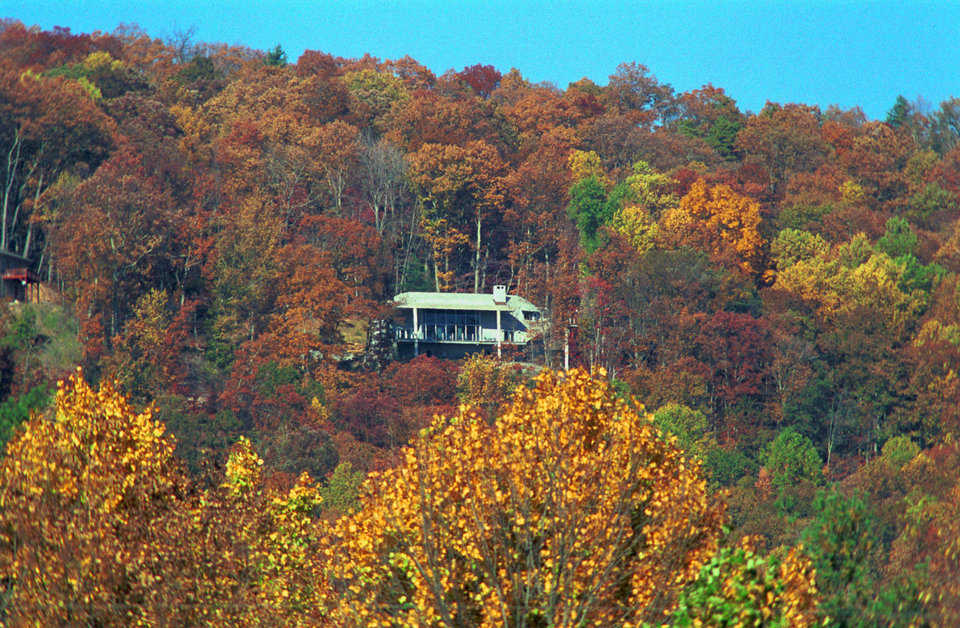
(7, 1, 960, 120)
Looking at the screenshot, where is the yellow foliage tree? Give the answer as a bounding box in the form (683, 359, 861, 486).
(82, 50, 125, 73)
(839, 179, 867, 206)
(623, 160, 678, 217)
(0, 372, 329, 625)
(204, 437, 328, 626)
(660, 178, 766, 276)
(774, 234, 927, 338)
(568, 148, 609, 186)
(0, 370, 186, 625)
(323, 368, 725, 626)
(343, 67, 410, 130)
(611, 204, 661, 254)
(456, 353, 522, 420)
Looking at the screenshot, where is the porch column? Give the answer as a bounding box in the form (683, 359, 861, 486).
(413, 307, 419, 357)
(496, 309, 502, 359)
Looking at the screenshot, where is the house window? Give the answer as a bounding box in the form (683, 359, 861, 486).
(523, 310, 540, 321)
(419, 309, 482, 341)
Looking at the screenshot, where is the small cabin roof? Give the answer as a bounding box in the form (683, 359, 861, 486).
(393, 291, 541, 313)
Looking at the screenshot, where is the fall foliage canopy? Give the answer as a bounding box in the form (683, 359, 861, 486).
(324, 368, 726, 626)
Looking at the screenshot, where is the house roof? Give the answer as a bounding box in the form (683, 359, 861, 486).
(393, 291, 541, 313)
(0, 249, 31, 268)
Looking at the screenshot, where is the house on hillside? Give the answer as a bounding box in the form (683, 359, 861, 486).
(393, 285, 543, 359)
(0, 250, 41, 302)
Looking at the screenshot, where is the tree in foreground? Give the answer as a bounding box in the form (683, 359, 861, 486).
(0, 371, 328, 625)
(324, 368, 726, 626)
(0, 370, 187, 624)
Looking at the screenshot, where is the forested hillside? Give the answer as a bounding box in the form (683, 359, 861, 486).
(3, 19, 960, 623)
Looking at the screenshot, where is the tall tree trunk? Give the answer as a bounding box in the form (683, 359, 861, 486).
(373, 201, 383, 234)
(3, 130, 23, 253)
(474, 213, 482, 293)
(396, 200, 420, 291)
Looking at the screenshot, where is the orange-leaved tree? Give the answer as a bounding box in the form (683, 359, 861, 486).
(324, 368, 726, 626)
(660, 178, 767, 277)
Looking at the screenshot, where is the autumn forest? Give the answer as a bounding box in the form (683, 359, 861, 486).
(2, 19, 960, 625)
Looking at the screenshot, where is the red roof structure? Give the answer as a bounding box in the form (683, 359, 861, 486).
(1, 267, 41, 284)
(0, 251, 42, 302)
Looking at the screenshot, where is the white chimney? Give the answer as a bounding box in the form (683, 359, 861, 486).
(492, 284, 507, 304)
